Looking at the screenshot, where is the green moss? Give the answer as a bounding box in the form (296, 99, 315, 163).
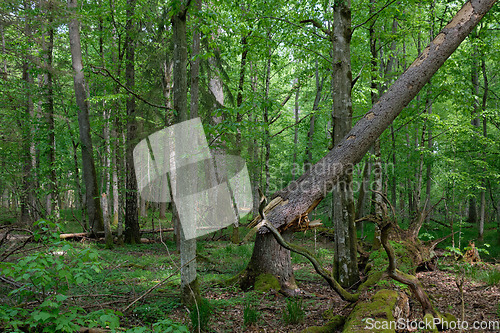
(301, 315, 344, 333)
(441, 312, 457, 329)
(422, 313, 439, 332)
(358, 271, 385, 291)
(254, 273, 281, 293)
(343, 289, 399, 333)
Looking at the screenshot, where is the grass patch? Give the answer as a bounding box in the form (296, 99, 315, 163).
(282, 297, 305, 325)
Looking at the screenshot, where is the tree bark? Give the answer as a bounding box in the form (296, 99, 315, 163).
(124, 0, 141, 244)
(304, 60, 323, 173)
(20, 12, 34, 225)
(331, 0, 359, 288)
(68, 0, 104, 234)
(478, 56, 488, 241)
(247, 0, 496, 280)
(45, 6, 59, 219)
(293, 78, 299, 179)
(172, 1, 200, 306)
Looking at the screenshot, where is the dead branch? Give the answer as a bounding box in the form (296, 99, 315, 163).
(59, 228, 174, 240)
(122, 256, 196, 312)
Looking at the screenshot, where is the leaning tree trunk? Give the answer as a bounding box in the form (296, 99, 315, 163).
(245, 0, 497, 290)
(68, 0, 104, 234)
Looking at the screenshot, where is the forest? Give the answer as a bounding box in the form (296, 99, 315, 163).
(0, 0, 500, 331)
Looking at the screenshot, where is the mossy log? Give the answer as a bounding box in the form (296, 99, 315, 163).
(342, 289, 409, 333)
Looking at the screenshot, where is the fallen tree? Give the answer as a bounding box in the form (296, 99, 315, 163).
(59, 228, 174, 240)
(241, 0, 498, 298)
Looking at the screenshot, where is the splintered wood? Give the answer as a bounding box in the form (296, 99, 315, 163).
(247, 196, 322, 232)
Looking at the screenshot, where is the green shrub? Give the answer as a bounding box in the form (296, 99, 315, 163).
(479, 269, 500, 286)
(133, 304, 165, 324)
(151, 319, 189, 332)
(282, 297, 305, 325)
(190, 298, 213, 332)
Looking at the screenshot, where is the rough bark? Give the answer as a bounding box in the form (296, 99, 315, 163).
(263, 55, 271, 196)
(368, 4, 383, 250)
(189, 0, 201, 119)
(68, 0, 104, 234)
(124, 0, 141, 244)
(160, 60, 173, 220)
(331, 0, 359, 288)
(241, 230, 299, 296)
(255, 0, 496, 244)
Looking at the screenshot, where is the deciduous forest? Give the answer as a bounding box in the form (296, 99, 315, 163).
(0, 0, 499, 331)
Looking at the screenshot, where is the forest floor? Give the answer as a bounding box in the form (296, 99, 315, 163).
(79, 231, 500, 332)
(164, 251, 500, 332)
(1, 216, 500, 332)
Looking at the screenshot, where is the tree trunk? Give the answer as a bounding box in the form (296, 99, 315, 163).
(45, 7, 59, 219)
(331, 0, 359, 288)
(172, 2, 200, 305)
(368, 2, 383, 250)
(189, 0, 201, 120)
(478, 57, 488, 241)
(20, 11, 34, 225)
(68, 0, 104, 234)
(263, 54, 271, 196)
(468, 28, 480, 226)
(293, 78, 299, 179)
(304, 60, 323, 173)
(241, 231, 299, 296)
(161, 58, 173, 221)
(124, 0, 140, 244)
(246, 0, 496, 289)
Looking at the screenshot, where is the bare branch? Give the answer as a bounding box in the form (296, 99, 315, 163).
(91, 66, 172, 111)
(352, 0, 398, 33)
(271, 112, 313, 138)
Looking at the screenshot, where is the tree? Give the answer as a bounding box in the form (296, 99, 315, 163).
(330, 0, 359, 288)
(124, 0, 141, 244)
(68, 0, 104, 235)
(171, 0, 200, 306)
(244, 0, 497, 293)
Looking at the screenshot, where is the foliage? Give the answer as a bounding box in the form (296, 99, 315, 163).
(460, 264, 500, 286)
(282, 297, 305, 325)
(0, 220, 102, 302)
(243, 292, 261, 327)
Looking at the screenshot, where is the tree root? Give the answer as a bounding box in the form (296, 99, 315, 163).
(260, 220, 359, 302)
